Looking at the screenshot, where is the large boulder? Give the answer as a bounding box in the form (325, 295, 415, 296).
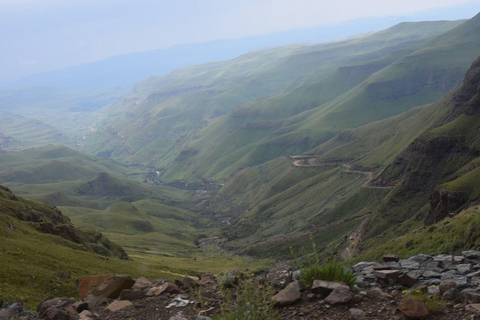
(399, 298, 429, 319)
(77, 274, 135, 303)
(325, 286, 355, 305)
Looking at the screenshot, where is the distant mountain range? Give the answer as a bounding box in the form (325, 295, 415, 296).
(4, 14, 470, 89)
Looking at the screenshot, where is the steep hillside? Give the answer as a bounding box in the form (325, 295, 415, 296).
(0, 185, 128, 259)
(83, 20, 463, 182)
(362, 55, 480, 242)
(209, 54, 480, 259)
(160, 15, 480, 182)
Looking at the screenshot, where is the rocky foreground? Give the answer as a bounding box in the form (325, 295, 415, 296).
(2, 251, 480, 319)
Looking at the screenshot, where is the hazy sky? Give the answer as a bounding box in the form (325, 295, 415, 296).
(1, 0, 480, 80)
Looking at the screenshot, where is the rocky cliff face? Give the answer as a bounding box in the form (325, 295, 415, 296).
(368, 56, 480, 236)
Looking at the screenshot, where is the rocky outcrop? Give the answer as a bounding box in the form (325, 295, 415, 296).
(426, 189, 469, 225)
(367, 57, 480, 235)
(0, 184, 130, 260)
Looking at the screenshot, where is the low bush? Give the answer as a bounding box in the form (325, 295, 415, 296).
(216, 278, 278, 320)
(300, 261, 356, 287)
(291, 234, 356, 287)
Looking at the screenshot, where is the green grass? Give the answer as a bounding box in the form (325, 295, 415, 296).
(216, 278, 278, 320)
(356, 205, 480, 261)
(300, 262, 356, 287)
(0, 191, 272, 310)
(404, 291, 445, 313)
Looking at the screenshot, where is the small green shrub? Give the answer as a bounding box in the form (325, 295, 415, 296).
(216, 278, 278, 320)
(291, 234, 356, 287)
(300, 261, 356, 287)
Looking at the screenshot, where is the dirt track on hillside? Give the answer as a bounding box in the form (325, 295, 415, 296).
(291, 156, 393, 189)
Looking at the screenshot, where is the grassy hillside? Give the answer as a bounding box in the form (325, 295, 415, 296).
(0, 185, 271, 309)
(0, 146, 273, 308)
(356, 205, 480, 262)
(206, 49, 480, 261)
(204, 156, 388, 258)
(83, 20, 464, 182)
(163, 16, 480, 182)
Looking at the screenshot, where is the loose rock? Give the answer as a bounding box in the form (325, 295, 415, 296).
(105, 300, 133, 312)
(399, 298, 429, 319)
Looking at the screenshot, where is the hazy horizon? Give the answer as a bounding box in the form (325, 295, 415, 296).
(1, 0, 480, 82)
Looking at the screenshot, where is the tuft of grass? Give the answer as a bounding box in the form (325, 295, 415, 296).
(292, 234, 356, 287)
(404, 290, 445, 313)
(300, 261, 357, 287)
(216, 278, 278, 320)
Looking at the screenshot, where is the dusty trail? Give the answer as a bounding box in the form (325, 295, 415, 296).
(340, 216, 369, 260)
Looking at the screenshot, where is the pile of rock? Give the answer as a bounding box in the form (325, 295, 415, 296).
(352, 251, 480, 300)
(3, 250, 480, 319)
(266, 250, 480, 319)
(2, 273, 215, 320)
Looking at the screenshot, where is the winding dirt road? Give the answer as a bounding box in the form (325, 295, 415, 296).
(291, 156, 393, 189)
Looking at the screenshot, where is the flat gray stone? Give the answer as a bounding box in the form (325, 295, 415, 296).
(442, 270, 457, 280)
(457, 264, 472, 275)
(374, 270, 401, 282)
(463, 251, 480, 259)
(400, 260, 420, 270)
(467, 271, 480, 278)
(409, 254, 432, 263)
(352, 262, 378, 273)
(422, 270, 441, 278)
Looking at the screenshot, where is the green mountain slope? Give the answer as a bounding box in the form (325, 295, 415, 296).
(83, 20, 464, 182)
(161, 15, 480, 182)
(210, 54, 480, 259)
(362, 55, 480, 242)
